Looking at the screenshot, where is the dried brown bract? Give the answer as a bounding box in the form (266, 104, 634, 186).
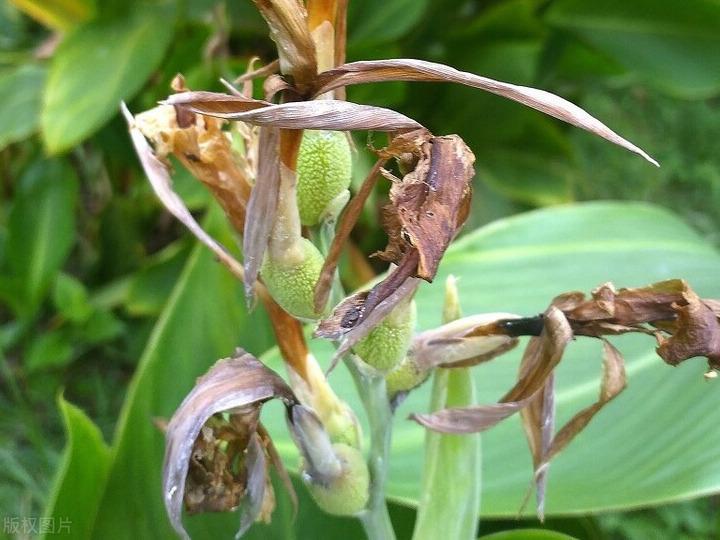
(411, 279, 720, 519)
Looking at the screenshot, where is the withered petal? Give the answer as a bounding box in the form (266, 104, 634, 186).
(411, 306, 572, 434)
(121, 103, 246, 283)
(412, 312, 521, 370)
(237, 433, 268, 538)
(657, 289, 720, 369)
(313, 59, 658, 166)
(164, 93, 423, 131)
(163, 350, 296, 540)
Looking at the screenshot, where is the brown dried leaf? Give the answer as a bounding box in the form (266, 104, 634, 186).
(411, 306, 572, 433)
(657, 289, 720, 369)
(377, 135, 475, 281)
(519, 373, 555, 520)
(564, 280, 686, 326)
(252, 0, 317, 92)
(163, 350, 296, 540)
(133, 101, 252, 236)
(121, 103, 246, 283)
(164, 92, 423, 131)
(313, 59, 658, 165)
(313, 156, 388, 313)
(243, 127, 281, 302)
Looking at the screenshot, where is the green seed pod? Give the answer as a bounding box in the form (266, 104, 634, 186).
(354, 300, 416, 372)
(305, 443, 369, 516)
(261, 238, 325, 320)
(296, 130, 352, 226)
(385, 354, 430, 400)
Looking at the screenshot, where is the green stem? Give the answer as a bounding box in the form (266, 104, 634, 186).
(346, 357, 396, 540)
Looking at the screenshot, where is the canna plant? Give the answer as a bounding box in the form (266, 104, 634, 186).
(120, 1, 720, 539)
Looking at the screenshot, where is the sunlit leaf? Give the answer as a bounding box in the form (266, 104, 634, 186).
(42, 2, 175, 153)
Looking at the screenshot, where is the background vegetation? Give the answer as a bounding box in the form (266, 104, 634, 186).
(1, 0, 719, 538)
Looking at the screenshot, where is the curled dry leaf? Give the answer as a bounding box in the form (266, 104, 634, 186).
(656, 287, 720, 369)
(243, 127, 281, 302)
(121, 103, 246, 283)
(164, 92, 423, 131)
(519, 373, 555, 521)
(411, 306, 572, 433)
(376, 134, 475, 281)
(316, 133, 475, 357)
(162, 350, 297, 540)
(527, 341, 626, 520)
(313, 59, 658, 166)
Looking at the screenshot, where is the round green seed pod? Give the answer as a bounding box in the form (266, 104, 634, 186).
(354, 300, 416, 372)
(261, 238, 325, 320)
(305, 443, 369, 516)
(385, 355, 430, 399)
(296, 130, 352, 226)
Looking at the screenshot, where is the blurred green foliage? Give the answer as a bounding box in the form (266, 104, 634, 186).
(1, 0, 719, 538)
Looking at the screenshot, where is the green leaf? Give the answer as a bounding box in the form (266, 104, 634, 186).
(348, 0, 429, 46)
(6, 159, 78, 318)
(545, 0, 720, 99)
(0, 63, 46, 150)
(53, 273, 93, 323)
(260, 202, 720, 516)
(478, 529, 577, 540)
(41, 395, 111, 540)
(24, 329, 74, 372)
(41, 2, 175, 154)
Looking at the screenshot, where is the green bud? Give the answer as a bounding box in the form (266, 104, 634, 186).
(385, 354, 430, 399)
(305, 443, 369, 516)
(261, 238, 325, 320)
(354, 300, 416, 372)
(296, 130, 352, 226)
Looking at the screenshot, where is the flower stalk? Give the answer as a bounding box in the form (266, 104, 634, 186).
(345, 356, 397, 540)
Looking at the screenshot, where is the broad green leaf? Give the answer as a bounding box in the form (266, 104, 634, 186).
(41, 2, 175, 154)
(479, 530, 577, 540)
(53, 272, 93, 323)
(9, 0, 95, 30)
(0, 63, 46, 150)
(348, 0, 429, 46)
(6, 159, 78, 319)
(479, 149, 574, 206)
(42, 395, 111, 540)
(545, 0, 720, 99)
(260, 202, 720, 516)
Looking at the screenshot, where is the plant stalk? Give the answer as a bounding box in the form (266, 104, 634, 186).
(346, 357, 396, 540)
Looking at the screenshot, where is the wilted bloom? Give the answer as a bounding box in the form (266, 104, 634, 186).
(412, 279, 720, 519)
(163, 349, 366, 539)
